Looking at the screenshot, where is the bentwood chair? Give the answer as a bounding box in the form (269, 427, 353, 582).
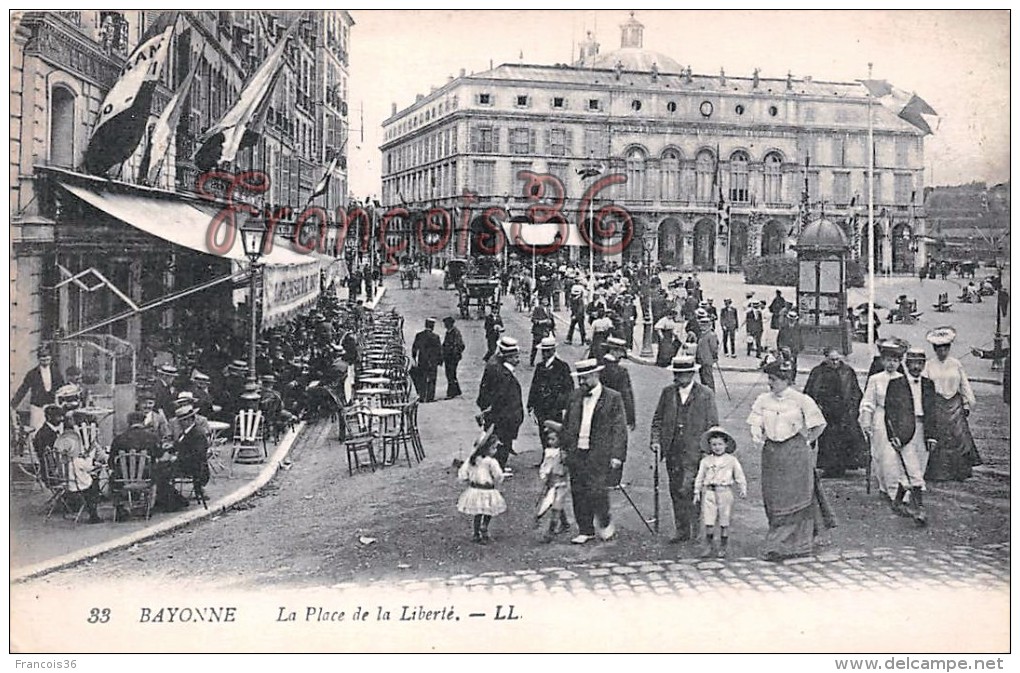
(112, 450, 154, 521)
(342, 402, 379, 476)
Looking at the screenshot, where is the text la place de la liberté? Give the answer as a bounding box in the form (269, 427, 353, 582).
(123, 604, 522, 624)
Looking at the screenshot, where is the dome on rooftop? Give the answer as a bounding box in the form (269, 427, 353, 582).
(577, 12, 683, 73)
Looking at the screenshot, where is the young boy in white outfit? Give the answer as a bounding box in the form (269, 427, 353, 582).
(694, 426, 748, 558)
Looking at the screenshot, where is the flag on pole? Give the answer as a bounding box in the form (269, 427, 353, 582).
(140, 64, 197, 186)
(859, 79, 939, 135)
(82, 14, 177, 176)
(194, 14, 302, 170)
(307, 152, 341, 206)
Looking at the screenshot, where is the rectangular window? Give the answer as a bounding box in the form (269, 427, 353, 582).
(478, 93, 492, 105)
(516, 95, 529, 107)
(832, 136, 846, 167)
(471, 126, 496, 153)
(552, 97, 565, 109)
(547, 162, 568, 187)
(584, 127, 608, 158)
(548, 128, 568, 157)
(472, 160, 495, 195)
(895, 138, 911, 166)
(869, 171, 883, 202)
(894, 173, 912, 204)
(807, 171, 820, 202)
(588, 98, 601, 111)
(833, 172, 851, 204)
(512, 161, 531, 186)
(510, 127, 533, 155)
(803, 106, 816, 122)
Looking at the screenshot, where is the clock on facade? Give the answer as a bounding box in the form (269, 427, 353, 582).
(699, 101, 714, 117)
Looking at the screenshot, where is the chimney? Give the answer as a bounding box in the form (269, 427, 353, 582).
(416, 93, 424, 102)
(391, 102, 397, 116)
(459, 68, 466, 77)
(447, 75, 454, 83)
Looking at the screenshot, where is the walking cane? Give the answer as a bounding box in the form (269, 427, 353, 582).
(611, 482, 656, 535)
(652, 443, 660, 535)
(715, 361, 732, 401)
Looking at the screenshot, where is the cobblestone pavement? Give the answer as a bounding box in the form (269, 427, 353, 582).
(324, 542, 1009, 596)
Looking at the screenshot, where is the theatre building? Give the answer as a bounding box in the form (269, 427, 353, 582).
(380, 12, 930, 273)
(10, 11, 349, 429)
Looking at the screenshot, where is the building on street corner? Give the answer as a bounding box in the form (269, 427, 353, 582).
(380, 12, 931, 274)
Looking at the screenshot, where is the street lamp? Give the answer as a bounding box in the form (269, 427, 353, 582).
(640, 230, 656, 359)
(240, 219, 270, 383)
(578, 158, 603, 298)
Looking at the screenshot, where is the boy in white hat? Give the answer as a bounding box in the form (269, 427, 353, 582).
(693, 426, 747, 557)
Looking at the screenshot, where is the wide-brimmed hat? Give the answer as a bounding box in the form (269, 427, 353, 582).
(926, 326, 957, 347)
(240, 391, 261, 401)
(538, 335, 557, 350)
(574, 358, 604, 376)
(878, 339, 907, 358)
(904, 347, 927, 362)
(700, 426, 737, 454)
(191, 370, 210, 382)
(785, 310, 799, 320)
(158, 364, 178, 376)
(668, 355, 700, 373)
(174, 404, 197, 419)
(425, 317, 437, 326)
(55, 383, 82, 402)
(606, 336, 627, 350)
(763, 359, 795, 381)
(230, 359, 248, 371)
(261, 374, 277, 384)
(497, 336, 519, 354)
(175, 391, 195, 402)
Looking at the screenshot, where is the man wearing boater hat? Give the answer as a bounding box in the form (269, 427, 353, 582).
(859, 340, 929, 525)
(650, 354, 720, 543)
(527, 336, 574, 442)
(561, 359, 628, 544)
(12, 345, 64, 430)
(476, 336, 524, 474)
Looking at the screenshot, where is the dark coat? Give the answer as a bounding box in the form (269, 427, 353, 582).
(600, 362, 635, 426)
(172, 422, 210, 488)
(745, 308, 764, 337)
(12, 366, 64, 408)
(108, 425, 162, 483)
(33, 422, 62, 473)
(476, 362, 524, 441)
(883, 375, 916, 445)
(442, 326, 465, 364)
(720, 305, 739, 330)
(650, 381, 719, 469)
(411, 329, 442, 369)
(527, 356, 574, 420)
(153, 378, 176, 418)
(561, 386, 628, 484)
(906, 374, 938, 441)
(776, 324, 803, 355)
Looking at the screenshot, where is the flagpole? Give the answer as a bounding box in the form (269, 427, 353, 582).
(867, 62, 876, 350)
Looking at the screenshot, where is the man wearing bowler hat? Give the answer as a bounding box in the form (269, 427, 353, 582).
(442, 316, 466, 399)
(650, 354, 720, 543)
(561, 359, 628, 544)
(168, 403, 211, 506)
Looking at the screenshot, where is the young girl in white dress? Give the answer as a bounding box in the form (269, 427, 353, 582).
(457, 427, 507, 544)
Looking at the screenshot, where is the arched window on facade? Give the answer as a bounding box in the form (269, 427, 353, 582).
(695, 149, 715, 203)
(660, 149, 680, 201)
(50, 86, 76, 168)
(625, 147, 646, 200)
(729, 150, 749, 202)
(764, 152, 784, 205)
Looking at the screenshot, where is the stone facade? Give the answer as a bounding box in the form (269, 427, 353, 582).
(379, 13, 929, 274)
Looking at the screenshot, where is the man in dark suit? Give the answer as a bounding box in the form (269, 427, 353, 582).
(441, 316, 466, 399)
(32, 404, 66, 483)
(650, 354, 720, 543)
(476, 337, 525, 474)
(411, 317, 443, 402)
(769, 290, 788, 331)
(804, 349, 867, 478)
(12, 346, 64, 430)
(903, 347, 938, 524)
(164, 404, 210, 508)
(720, 298, 739, 358)
(527, 336, 574, 442)
(108, 411, 164, 521)
(776, 310, 803, 381)
(153, 364, 179, 419)
(562, 358, 628, 544)
(745, 301, 764, 357)
(600, 337, 635, 431)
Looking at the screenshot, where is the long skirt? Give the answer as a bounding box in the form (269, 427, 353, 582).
(926, 393, 982, 481)
(655, 335, 679, 367)
(761, 435, 826, 558)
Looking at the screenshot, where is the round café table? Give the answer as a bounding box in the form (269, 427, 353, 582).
(357, 376, 391, 386)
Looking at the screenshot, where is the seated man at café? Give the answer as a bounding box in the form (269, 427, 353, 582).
(259, 374, 291, 440)
(169, 392, 211, 440)
(108, 410, 164, 521)
(186, 370, 216, 418)
(159, 404, 210, 509)
(137, 389, 171, 450)
(33, 403, 66, 483)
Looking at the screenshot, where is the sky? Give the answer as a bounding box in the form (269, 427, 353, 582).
(346, 9, 1010, 200)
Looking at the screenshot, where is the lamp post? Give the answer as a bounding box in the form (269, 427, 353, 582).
(640, 230, 656, 359)
(240, 220, 270, 383)
(578, 158, 603, 299)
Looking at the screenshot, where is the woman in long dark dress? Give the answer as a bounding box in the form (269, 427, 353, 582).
(922, 327, 981, 481)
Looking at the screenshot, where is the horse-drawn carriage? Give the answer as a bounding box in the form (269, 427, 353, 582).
(458, 277, 501, 319)
(399, 266, 421, 289)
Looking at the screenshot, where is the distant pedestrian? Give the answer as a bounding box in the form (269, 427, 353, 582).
(482, 305, 503, 362)
(693, 427, 747, 558)
(442, 316, 465, 399)
(769, 290, 788, 330)
(457, 426, 507, 544)
(720, 298, 739, 358)
(745, 301, 764, 357)
(411, 317, 442, 402)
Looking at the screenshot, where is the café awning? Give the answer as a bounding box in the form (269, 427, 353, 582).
(59, 181, 320, 267)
